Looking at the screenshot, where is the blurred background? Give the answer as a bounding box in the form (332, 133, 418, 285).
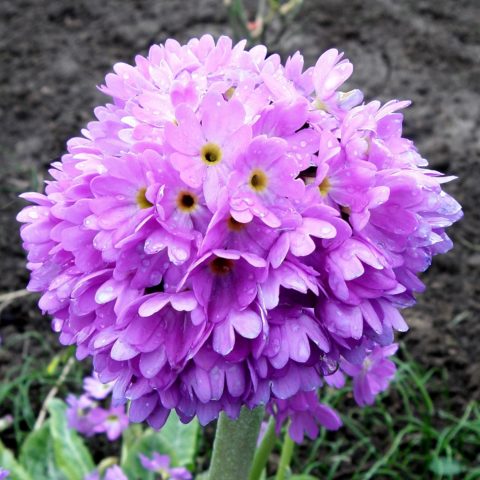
(1, 0, 479, 478)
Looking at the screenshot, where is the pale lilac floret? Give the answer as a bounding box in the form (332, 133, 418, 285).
(17, 35, 462, 443)
(90, 405, 129, 440)
(105, 466, 128, 480)
(139, 452, 192, 479)
(66, 394, 97, 436)
(341, 344, 398, 406)
(66, 384, 128, 440)
(269, 391, 342, 443)
(0, 469, 9, 480)
(84, 465, 128, 480)
(165, 92, 251, 210)
(229, 135, 305, 228)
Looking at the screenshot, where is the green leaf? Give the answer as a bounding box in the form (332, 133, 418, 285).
(121, 412, 199, 479)
(289, 476, 319, 480)
(429, 457, 465, 476)
(159, 411, 199, 468)
(120, 423, 144, 470)
(195, 473, 209, 480)
(121, 430, 166, 480)
(0, 440, 32, 480)
(47, 398, 95, 480)
(19, 422, 66, 480)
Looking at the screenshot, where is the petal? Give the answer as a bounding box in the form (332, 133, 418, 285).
(129, 392, 158, 422)
(230, 309, 262, 339)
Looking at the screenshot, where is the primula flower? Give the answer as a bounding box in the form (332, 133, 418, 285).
(90, 405, 129, 440)
(341, 343, 398, 406)
(66, 394, 98, 436)
(67, 375, 129, 440)
(165, 92, 251, 210)
(18, 35, 462, 442)
(229, 135, 304, 228)
(84, 465, 128, 480)
(269, 391, 342, 443)
(139, 452, 192, 479)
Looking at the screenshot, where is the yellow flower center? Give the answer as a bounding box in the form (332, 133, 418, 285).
(227, 216, 246, 232)
(363, 358, 372, 370)
(318, 177, 331, 197)
(176, 191, 197, 213)
(201, 143, 222, 166)
(209, 257, 234, 275)
(136, 187, 153, 209)
(249, 169, 268, 192)
(313, 98, 328, 111)
(224, 86, 236, 100)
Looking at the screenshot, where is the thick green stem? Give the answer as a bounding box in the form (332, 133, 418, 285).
(275, 429, 295, 480)
(208, 406, 264, 480)
(249, 417, 277, 480)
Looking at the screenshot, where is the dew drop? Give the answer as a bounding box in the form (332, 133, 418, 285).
(319, 355, 339, 376)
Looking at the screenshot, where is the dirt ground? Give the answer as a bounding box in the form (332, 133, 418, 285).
(0, 0, 479, 430)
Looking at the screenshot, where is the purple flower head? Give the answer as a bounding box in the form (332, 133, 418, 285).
(18, 35, 462, 442)
(139, 452, 192, 479)
(0, 469, 9, 480)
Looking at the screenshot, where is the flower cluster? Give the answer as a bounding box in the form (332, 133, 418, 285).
(18, 35, 462, 442)
(66, 373, 129, 440)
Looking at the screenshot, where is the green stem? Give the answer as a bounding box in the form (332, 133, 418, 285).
(275, 428, 295, 480)
(249, 417, 277, 480)
(208, 406, 264, 480)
